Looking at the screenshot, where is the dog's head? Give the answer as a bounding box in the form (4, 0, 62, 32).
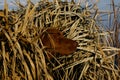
(41, 28, 78, 58)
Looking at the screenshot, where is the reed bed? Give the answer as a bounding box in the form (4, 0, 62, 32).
(0, 0, 120, 80)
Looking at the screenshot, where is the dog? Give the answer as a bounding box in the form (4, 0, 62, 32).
(41, 28, 78, 58)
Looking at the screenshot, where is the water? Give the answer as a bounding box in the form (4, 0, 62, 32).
(0, 0, 120, 26)
(0, 0, 120, 10)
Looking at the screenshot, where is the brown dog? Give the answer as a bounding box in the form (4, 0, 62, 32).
(41, 28, 78, 58)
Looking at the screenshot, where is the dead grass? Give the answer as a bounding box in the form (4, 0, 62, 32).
(0, 0, 120, 80)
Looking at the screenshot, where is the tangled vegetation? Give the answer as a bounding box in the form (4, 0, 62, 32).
(0, 0, 120, 80)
